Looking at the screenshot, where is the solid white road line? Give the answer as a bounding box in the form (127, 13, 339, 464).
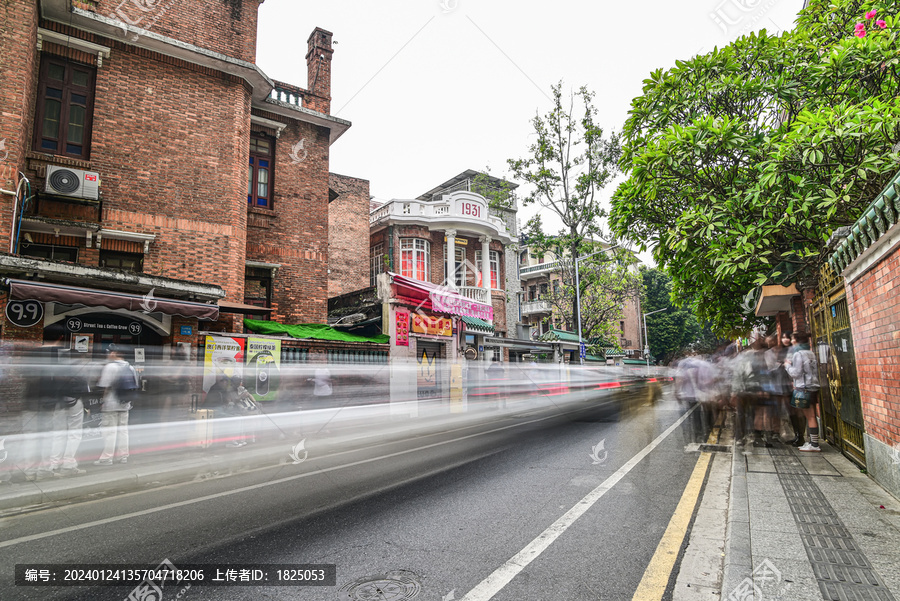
(459, 404, 698, 601)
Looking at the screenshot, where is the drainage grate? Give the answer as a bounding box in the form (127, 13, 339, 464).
(698, 443, 732, 453)
(338, 570, 422, 601)
(773, 450, 896, 601)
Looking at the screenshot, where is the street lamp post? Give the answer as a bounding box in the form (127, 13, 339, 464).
(642, 307, 668, 373)
(575, 243, 621, 366)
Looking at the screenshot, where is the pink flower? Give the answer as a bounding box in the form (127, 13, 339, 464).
(876, 19, 887, 28)
(865, 9, 877, 19)
(856, 29, 867, 37)
(855, 22, 866, 30)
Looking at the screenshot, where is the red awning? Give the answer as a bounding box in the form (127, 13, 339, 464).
(6, 278, 219, 321)
(389, 273, 493, 321)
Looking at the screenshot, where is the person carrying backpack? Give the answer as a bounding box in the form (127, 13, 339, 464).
(785, 331, 822, 452)
(94, 344, 139, 466)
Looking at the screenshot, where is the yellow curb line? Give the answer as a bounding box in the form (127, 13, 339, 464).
(632, 415, 718, 600)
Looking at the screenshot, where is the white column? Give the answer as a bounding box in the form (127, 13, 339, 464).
(445, 229, 457, 290)
(480, 236, 492, 295)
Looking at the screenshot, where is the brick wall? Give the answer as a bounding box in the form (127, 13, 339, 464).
(328, 173, 369, 297)
(20, 39, 251, 300)
(87, 0, 262, 63)
(845, 248, 900, 448)
(246, 116, 332, 324)
(304, 28, 332, 114)
(0, 1, 39, 248)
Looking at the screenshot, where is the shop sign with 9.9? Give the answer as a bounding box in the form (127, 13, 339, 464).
(5, 300, 44, 328)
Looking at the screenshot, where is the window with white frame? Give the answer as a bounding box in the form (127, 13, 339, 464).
(400, 238, 430, 282)
(444, 246, 466, 287)
(475, 250, 500, 289)
(370, 244, 384, 287)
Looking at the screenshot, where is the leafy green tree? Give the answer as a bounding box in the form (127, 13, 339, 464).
(509, 82, 623, 330)
(472, 168, 517, 210)
(538, 243, 643, 347)
(641, 268, 703, 364)
(610, 0, 900, 335)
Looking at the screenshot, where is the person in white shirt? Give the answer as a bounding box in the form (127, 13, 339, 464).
(94, 345, 135, 465)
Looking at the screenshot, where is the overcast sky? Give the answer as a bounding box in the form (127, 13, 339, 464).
(257, 0, 804, 260)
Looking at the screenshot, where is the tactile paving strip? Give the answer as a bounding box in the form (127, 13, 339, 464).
(772, 450, 896, 601)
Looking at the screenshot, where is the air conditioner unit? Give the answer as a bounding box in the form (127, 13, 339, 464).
(45, 165, 100, 201)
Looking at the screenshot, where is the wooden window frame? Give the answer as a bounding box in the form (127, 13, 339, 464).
(33, 56, 96, 159)
(248, 132, 275, 209)
(100, 250, 144, 272)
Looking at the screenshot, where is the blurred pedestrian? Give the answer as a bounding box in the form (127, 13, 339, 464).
(94, 344, 137, 465)
(204, 375, 247, 447)
(48, 353, 92, 477)
(786, 331, 821, 452)
(731, 340, 767, 446)
(312, 368, 333, 398)
(17, 346, 57, 480)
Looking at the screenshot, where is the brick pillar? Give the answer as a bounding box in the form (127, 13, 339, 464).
(776, 311, 793, 338)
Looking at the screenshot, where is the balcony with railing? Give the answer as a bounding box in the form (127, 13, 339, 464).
(522, 299, 552, 315)
(456, 286, 490, 304)
(270, 83, 306, 109)
(369, 197, 514, 243)
(519, 260, 566, 279)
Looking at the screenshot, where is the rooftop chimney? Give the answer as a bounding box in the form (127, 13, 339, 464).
(305, 27, 333, 114)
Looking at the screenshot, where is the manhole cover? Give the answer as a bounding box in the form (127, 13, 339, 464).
(338, 570, 422, 600)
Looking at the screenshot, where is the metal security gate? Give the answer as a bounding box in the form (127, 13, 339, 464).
(809, 266, 866, 467)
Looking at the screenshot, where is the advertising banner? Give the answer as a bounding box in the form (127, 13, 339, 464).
(395, 309, 410, 346)
(203, 336, 246, 393)
(247, 337, 281, 401)
(411, 312, 452, 337)
(430, 291, 493, 321)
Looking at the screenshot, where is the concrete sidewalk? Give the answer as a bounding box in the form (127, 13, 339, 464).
(679, 411, 900, 601)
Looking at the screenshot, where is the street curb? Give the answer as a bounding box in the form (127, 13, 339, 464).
(720, 420, 752, 600)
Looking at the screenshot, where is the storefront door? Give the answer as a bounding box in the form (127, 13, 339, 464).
(416, 341, 443, 400)
(810, 267, 866, 467)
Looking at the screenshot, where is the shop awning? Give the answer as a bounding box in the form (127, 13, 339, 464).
(244, 319, 389, 344)
(218, 300, 274, 315)
(6, 278, 219, 320)
(389, 273, 493, 321)
(461, 315, 494, 334)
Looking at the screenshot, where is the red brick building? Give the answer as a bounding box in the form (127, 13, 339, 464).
(369, 171, 521, 365)
(0, 1, 357, 362)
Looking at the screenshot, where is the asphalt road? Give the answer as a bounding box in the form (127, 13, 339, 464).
(0, 386, 716, 601)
